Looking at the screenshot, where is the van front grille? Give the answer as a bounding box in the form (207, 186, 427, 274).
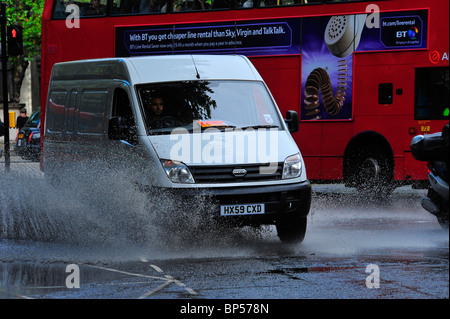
(189, 163, 283, 183)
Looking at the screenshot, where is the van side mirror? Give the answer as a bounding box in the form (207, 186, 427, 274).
(108, 116, 137, 145)
(285, 110, 299, 133)
(108, 116, 124, 140)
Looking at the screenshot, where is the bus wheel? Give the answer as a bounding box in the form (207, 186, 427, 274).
(353, 147, 393, 197)
(276, 217, 307, 244)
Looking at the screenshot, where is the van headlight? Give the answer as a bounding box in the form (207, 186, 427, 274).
(161, 160, 195, 184)
(282, 154, 302, 179)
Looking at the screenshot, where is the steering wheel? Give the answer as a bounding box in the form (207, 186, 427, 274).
(160, 116, 179, 128)
(148, 116, 181, 129)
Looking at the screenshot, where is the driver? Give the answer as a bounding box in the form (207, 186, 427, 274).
(147, 96, 166, 129)
(151, 96, 164, 118)
(146, 95, 181, 129)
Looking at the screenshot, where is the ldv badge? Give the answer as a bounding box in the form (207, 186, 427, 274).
(232, 168, 247, 177)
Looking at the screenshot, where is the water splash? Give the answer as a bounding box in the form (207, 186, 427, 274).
(0, 163, 271, 255)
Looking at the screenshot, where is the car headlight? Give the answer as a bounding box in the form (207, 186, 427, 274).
(282, 153, 302, 179)
(161, 160, 195, 184)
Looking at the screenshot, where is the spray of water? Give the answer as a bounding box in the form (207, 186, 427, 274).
(0, 162, 273, 258)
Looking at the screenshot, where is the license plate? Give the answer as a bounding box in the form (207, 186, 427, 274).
(220, 203, 265, 216)
(18, 133, 24, 139)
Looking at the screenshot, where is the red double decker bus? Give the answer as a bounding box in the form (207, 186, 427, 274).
(41, 0, 449, 193)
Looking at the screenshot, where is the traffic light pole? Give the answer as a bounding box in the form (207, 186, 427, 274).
(1, 3, 10, 171)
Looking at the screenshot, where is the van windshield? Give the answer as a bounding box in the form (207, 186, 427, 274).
(137, 80, 283, 135)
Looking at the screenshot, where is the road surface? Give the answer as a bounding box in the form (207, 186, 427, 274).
(0, 159, 448, 307)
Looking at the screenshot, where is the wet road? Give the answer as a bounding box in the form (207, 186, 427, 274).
(0, 160, 449, 304)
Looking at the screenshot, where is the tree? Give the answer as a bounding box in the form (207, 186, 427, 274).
(2, 0, 44, 103)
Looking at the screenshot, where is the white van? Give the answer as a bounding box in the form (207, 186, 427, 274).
(43, 55, 311, 243)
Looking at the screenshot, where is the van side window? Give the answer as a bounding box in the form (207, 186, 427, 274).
(112, 88, 134, 122)
(47, 91, 67, 133)
(111, 88, 138, 144)
(78, 90, 108, 134)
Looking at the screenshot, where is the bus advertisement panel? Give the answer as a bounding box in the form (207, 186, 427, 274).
(300, 10, 428, 121)
(115, 19, 301, 56)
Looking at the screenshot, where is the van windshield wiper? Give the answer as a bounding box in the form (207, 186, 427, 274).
(186, 125, 237, 132)
(239, 125, 280, 130)
(208, 125, 237, 130)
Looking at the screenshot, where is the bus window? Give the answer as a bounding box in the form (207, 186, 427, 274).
(81, 0, 107, 16)
(205, 0, 230, 9)
(235, 0, 254, 8)
(256, 0, 321, 6)
(52, 0, 107, 18)
(112, 0, 169, 14)
(173, 0, 214, 11)
(52, 0, 69, 18)
(415, 67, 449, 120)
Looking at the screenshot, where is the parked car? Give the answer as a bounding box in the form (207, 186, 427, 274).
(15, 111, 40, 159)
(25, 125, 41, 162)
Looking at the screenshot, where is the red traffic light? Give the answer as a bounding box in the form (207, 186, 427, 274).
(7, 25, 23, 56)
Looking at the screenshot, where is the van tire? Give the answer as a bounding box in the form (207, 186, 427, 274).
(276, 217, 307, 244)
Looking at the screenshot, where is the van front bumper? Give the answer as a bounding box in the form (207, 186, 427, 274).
(157, 180, 312, 226)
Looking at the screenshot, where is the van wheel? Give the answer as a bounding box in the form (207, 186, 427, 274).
(276, 217, 307, 244)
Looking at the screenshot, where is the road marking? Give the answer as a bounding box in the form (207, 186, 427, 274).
(141, 260, 199, 296)
(88, 265, 167, 281)
(138, 279, 175, 299)
(150, 264, 164, 273)
(88, 264, 198, 297)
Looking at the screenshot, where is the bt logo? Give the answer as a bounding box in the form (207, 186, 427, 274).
(396, 27, 419, 39)
(408, 27, 419, 40)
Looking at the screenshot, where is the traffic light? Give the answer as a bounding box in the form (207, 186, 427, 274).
(7, 25, 23, 56)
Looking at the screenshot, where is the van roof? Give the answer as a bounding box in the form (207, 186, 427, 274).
(50, 55, 263, 84)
